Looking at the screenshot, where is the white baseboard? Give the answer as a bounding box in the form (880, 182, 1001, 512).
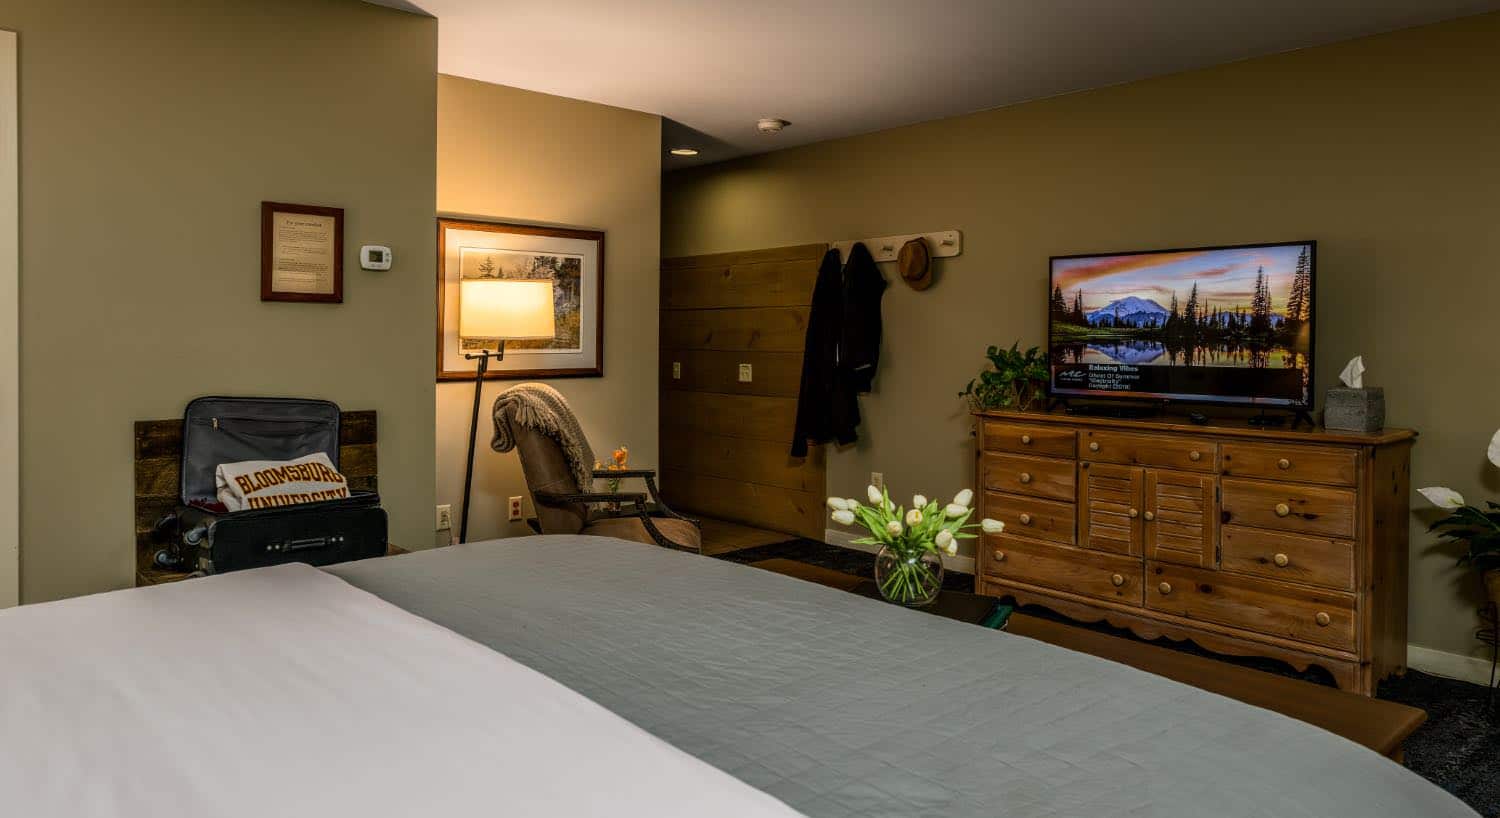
(1406, 644, 1495, 686)
(823, 528, 976, 575)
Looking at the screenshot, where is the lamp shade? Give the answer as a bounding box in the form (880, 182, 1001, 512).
(459, 279, 556, 340)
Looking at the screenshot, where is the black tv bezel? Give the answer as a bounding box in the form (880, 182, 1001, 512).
(1047, 239, 1317, 411)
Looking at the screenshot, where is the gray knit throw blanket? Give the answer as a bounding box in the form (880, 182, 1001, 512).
(490, 382, 595, 493)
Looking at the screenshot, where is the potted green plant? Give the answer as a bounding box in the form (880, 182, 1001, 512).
(1418, 427, 1500, 614)
(827, 485, 1003, 607)
(959, 342, 1049, 412)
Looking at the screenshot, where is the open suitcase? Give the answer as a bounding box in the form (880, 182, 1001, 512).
(160, 396, 388, 574)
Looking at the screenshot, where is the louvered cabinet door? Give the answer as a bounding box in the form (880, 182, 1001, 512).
(1144, 469, 1217, 568)
(1078, 462, 1143, 556)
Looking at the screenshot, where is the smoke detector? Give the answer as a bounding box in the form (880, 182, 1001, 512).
(756, 118, 790, 134)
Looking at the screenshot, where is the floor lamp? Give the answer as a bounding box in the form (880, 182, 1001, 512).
(457, 278, 556, 543)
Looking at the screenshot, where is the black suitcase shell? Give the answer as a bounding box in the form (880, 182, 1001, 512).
(173, 396, 388, 573)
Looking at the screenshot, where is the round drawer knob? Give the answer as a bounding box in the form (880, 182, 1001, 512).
(1275, 503, 1291, 518)
(1277, 458, 1291, 470)
(1158, 582, 1173, 595)
(992, 550, 1006, 562)
(1089, 441, 1101, 452)
(1273, 553, 1290, 568)
(1315, 612, 1331, 627)
(1110, 573, 1125, 587)
(1018, 513, 1033, 526)
(1128, 508, 1139, 519)
(1021, 434, 1033, 445)
(1019, 472, 1032, 484)
(1143, 510, 1155, 521)
(1189, 450, 1202, 462)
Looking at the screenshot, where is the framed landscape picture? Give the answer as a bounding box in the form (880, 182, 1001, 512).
(436, 218, 604, 381)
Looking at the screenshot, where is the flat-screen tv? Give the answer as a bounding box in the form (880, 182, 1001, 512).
(1049, 241, 1315, 408)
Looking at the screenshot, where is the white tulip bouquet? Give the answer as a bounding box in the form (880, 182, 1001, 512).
(828, 484, 1004, 606)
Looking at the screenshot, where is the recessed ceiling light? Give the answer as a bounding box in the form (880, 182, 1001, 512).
(669, 147, 699, 157)
(756, 118, 790, 134)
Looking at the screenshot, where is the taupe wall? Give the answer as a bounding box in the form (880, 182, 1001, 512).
(3, 0, 438, 601)
(436, 77, 660, 544)
(664, 14, 1500, 658)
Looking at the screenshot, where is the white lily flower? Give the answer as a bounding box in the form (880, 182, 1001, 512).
(913, 494, 928, 509)
(905, 508, 923, 526)
(954, 488, 974, 508)
(1417, 486, 1466, 509)
(945, 539, 959, 557)
(867, 485, 884, 505)
(827, 497, 849, 512)
(1489, 428, 1500, 469)
(885, 520, 903, 536)
(831, 509, 856, 526)
(980, 518, 1005, 535)
(945, 503, 967, 518)
(935, 529, 953, 550)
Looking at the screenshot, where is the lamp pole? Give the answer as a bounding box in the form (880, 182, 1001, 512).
(459, 342, 505, 544)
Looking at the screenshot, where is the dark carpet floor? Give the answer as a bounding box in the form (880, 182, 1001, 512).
(715, 538, 1500, 816)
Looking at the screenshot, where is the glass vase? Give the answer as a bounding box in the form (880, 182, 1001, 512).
(874, 545, 944, 607)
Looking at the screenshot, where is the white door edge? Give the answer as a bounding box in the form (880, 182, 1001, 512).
(0, 30, 17, 608)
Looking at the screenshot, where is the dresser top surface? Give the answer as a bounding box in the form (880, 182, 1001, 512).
(975, 409, 1416, 447)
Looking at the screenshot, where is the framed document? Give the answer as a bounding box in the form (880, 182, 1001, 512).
(261, 201, 343, 303)
(437, 218, 605, 381)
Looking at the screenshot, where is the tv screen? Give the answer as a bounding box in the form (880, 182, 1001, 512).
(1049, 241, 1314, 408)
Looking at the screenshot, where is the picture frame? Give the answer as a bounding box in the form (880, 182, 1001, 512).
(436, 218, 605, 381)
(261, 201, 344, 303)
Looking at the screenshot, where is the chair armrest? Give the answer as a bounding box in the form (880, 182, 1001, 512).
(536, 488, 698, 553)
(590, 468, 657, 479)
(534, 489, 647, 507)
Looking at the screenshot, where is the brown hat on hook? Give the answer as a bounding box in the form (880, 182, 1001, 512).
(897, 237, 933, 291)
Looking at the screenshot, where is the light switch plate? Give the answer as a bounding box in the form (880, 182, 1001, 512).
(738, 363, 753, 382)
(435, 504, 453, 531)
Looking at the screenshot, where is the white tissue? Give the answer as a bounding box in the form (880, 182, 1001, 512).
(1338, 355, 1365, 389)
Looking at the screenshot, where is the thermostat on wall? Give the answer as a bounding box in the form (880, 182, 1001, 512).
(360, 245, 393, 271)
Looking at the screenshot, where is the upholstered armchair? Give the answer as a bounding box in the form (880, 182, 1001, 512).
(501, 401, 702, 552)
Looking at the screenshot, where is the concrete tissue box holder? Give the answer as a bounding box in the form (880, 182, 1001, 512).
(1324, 387, 1385, 432)
(1323, 355, 1384, 432)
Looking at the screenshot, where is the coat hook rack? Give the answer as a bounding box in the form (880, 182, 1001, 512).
(830, 230, 962, 263)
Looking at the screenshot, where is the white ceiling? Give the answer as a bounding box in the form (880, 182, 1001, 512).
(368, 0, 1500, 169)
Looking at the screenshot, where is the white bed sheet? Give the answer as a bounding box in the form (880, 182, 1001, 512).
(0, 563, 803, 818)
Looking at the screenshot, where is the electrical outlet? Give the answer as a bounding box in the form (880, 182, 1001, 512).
(738, 363, 753, 382)
(508, 496, 524, 522)
(435, 504, 453, 531)
(870, 472, 884, 490)
(672, 361, 682, 379)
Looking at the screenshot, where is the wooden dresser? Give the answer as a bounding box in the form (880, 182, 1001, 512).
(973, 410, 1415, 695)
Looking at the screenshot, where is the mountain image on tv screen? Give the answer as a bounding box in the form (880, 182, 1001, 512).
(1048, 241, 1314, 407)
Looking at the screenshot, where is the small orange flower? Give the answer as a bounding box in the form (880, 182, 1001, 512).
(612, 446, 629, 466)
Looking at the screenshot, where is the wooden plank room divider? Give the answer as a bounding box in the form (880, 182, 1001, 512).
(659, 244, 827, 539)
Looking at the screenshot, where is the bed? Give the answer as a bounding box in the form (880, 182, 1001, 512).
(2, 536, 1478, 817)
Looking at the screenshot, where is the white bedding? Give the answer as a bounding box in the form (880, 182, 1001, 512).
(0, 563, 803, 818)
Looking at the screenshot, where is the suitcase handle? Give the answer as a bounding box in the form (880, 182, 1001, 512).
(266, 535, 343, 554)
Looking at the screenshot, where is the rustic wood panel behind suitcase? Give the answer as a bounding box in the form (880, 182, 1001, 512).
(133, 410, 378, 586)
(660, 244, 826, 538)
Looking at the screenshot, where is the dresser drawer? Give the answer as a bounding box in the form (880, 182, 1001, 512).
(982, 421, 1076, 458)
(980, 452, 1076, 502)
(984, 492, 1075, 545)
(983, 534, 1142, 607)
(1220, 478, 1356, 538)
(1222, 443, 1358, 487)
(1220, 526, 1356, 592)
(1081, 430, 1216, 473)
(1146, 562, 1356, 651)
